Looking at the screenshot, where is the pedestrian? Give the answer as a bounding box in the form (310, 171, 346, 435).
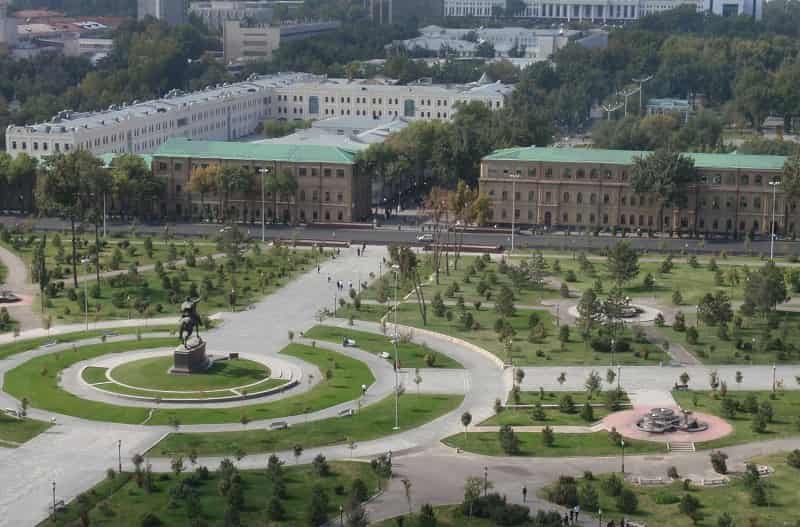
(573, 505, 580, 522)
(357, 248, 361, 257)
(348, 280, 353, 290)
(563, 513, 569, 525)
(317, 265, 320, 273)
(569, 510, 574, 523)
(522, 485, 527, 502)
(327, 275, 331, 283)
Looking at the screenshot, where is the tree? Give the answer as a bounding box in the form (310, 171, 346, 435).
(109, 153, 163, 220)
(576, 289, 601, 338)
(710, 451, 728, 474)
(495, 285, 515, 317)
(461, 411, 472, 444)
(578, 482, 599, 512)
(630, 150, 697, 233)
(742, 261, 788, 316)
(679, 493, 701, 519)
(188, 164, 218, 220)
(697, 291, 733, 326)
(617, 488, 638, 514)
(418, 503, 436, 527)
(580, 402, 595, 422)
(308, 485, 329, 526)
(787, 449, 800, 468)
(499, 424, 519, 454)
(584, 370, 601, 395)
(606, 241, 640, 286)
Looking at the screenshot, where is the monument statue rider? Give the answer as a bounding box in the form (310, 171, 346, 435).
(178, 297, 203, 347)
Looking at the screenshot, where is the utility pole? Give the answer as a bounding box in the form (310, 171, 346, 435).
(619, 87, 640, 117)
(510, 171, 520, 254)
(601, 101, 624, 120)
(632, 75, 653, 114)
(769, 179, 780, 260)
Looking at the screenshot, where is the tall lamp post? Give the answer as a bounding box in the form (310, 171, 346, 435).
(632, 74, 653, 113)
(392, 263, 401, 430)
(769, 178, 780, 260)
(52, 481, 56, 520)
(81, 258, 90, 330)
(510, 171, 521, 254)
(620, 439, 626, 474)
(259, 167, 271, 243)
(118, 439, 122, 474)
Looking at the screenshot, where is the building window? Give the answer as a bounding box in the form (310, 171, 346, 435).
(337, 192, 343, 202)
(577, 192, 582, 204)
(545, 168, 553, 178)
(324, 192, 330, 202)
(741, 174, 749, 185)
(324, 169, 332, 177)
(545, 192, 551, 202)
(755, 175, 763, 184)
(528, 191, 534, 201)
(528, 168, 536, 177)
(754, 196, 761, 209)
(336, 169, 345, 178)
(501, 191, 508, 201)
(562, 213, 568, 223)
(562, 168, 572, 179)
(576, 169, 585, 179)
(577, 213, 582, 223)
(590, 193, 597, 204)
(299, 168, 307, 177)
(603, 194, 610, 204)
(563, 192, 569, 202)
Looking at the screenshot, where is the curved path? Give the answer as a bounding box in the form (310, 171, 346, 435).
(0, 244, 39, 330)
(2, 246, 800, 526)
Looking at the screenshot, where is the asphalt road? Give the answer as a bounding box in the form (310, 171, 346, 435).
(2, 215, 796, 255)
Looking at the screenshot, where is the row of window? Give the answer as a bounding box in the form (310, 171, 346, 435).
(492, 167, 780, 187)
(10, 141, 72, 153)
(490, 189, 649, 205)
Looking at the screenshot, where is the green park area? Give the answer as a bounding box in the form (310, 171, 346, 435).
(109, 356, 269, 391)
(302, 325, 463, 369)
(37, 460, 384, 527)
(540, 452, 800, 527)
(4, 340, 374, 425)
(42, 244, 323, 324)
(0, 413, 52, 447)
(442, 430, 662, 457)
(673, 390, 800, 449)
(482, 390, 629, 427)
(152, 393, 463, 456)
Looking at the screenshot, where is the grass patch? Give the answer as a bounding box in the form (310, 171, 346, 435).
(109, 357, 269, 391)
(442, 431, 663, 457)
(673, 390, 800, 449)
(5, 341, 374, 425)
(303, 325, 463, 369)
(0, 413, 52, 445)
(81, 366, 109, 384)
(37, 461, 382, 527)
(540, 453, 800, 526)
(94, 378, 288, 400)
(0, 326, 175, 361)
(152, 394, 463, 456)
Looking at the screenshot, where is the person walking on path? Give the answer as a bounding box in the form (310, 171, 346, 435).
(522, 485, 527, 502)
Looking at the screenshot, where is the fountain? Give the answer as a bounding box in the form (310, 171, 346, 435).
(636, 407, 709, 434)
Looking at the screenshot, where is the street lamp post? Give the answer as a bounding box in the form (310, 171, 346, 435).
(772, 363, 777, 393)
(259, 168, 271, 243)
(610, 337, 615, 368)
(621, 439, 626, 474)
(52, 481, 56, 521)
(339, 504, 344, 526)
(81, 258, 90, 330)
(483, 466, 488, 496)
(617, 365, 621, 392)
(598, 509, 603, 527)
(769, 179, 780, 260)
(510, 171, 521, 254)
(392, 264, 400, 430)
(118, 439, 122, 474)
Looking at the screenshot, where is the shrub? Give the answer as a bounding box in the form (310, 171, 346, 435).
(686, 326, 699, 345)
(602, 474, 623, 497)
(617, 488, 638, 514)
(499, 425, 519, 455)
(546, 476, 578, 507)
(580, 402, 594, 422)
(710, 451, 728, 474)
(578, 483, 599, 512)
(788, 449, 800, 469)
(679, 493, 701, 517)
(558, 394, 576, 414)
(654, 492, 680, 505)
(542, 425, 555, 447)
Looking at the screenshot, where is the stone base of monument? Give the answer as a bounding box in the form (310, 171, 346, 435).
(170, 338, 211, 374)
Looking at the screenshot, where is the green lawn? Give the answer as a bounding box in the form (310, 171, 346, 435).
(4, 341, 374, 425)
(442, 431, 664, 457)
(303, 325, 463, 369)
(0, 326, 175, 361)
(656, 310, 800, 365)
(483, 390, 627, 426)
(37, 461, 383, 527)
(151, 394, 464, 456)
(0, 413, 52, 446)
(81, 366, 109, 384)
(92, 378, 288, 400)
(365, 303, 665, 366)
(45, 246, 323, 324)
(672, 390, 800, 449)
(4, 234, 219, 275)
(512, 389, 631, 406)
(540, 453, 800, 527)
(109, 356, 269, 391)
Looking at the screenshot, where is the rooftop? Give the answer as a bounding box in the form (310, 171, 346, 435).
(153, 137, 357, 164)
(483, 147, 788, 171)
(646, 98, 692, 110)
(99, 152, 153, 168)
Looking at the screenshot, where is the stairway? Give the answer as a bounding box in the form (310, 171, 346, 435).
(668, 442, 695, 453)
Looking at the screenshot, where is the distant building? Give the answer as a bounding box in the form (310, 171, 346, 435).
(138, 0, 187, 26)
(645, 98, 693, 123)
(5, 72, 512, 159)
(189, 1, 274, 31)
(442, 0, 761, 21)
(368, 0, 444, 24)
(223, 20, 339, 64)
(223, 20, 280, 63)
(396, 25, 607, 61)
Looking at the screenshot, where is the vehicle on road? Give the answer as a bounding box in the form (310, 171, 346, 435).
(417, 233, 433, 242)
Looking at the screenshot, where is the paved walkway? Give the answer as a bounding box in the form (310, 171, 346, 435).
(0, 244, 39, 330)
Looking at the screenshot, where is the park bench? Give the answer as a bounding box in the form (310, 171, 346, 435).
(269, 421, 289, 430)
(338, 408, 355, 417)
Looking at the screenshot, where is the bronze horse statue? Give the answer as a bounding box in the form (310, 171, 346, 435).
(178, 297, 203, 346)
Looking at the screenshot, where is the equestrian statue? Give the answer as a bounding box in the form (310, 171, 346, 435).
(178, 297, 203, 347)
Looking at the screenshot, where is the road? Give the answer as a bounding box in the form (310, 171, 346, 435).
(2, 215, 797, 256)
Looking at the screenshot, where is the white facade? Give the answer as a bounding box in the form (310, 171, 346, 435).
(443, 0, 720, 19)
(138, 0, 188, 26)
(703, 0, 762, 19)
(5, 74, 511, 159)
(189, 1, 273, 31)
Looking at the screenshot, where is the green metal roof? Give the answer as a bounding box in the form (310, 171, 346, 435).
(483, 147, 787, 171)
(152, 138, 357, 164)
(99, 152, 153, 168)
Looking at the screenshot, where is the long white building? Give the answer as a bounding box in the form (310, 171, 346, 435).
(5, 73, 512, 159)
(443, 0, 761, 20)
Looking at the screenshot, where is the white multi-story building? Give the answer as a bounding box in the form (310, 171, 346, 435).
(5, 73, 512, 159)
(138, 0, 188, 26)
(443, 0, 759, 20)
(189, 1, 274, 31)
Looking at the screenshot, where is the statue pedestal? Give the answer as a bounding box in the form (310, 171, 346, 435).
(171, 339, 210, 374)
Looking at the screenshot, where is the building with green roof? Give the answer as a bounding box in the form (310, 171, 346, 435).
(151, 138, 370, 223)
(480, 146, 792, 237)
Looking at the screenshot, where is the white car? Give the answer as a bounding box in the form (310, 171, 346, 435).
(417, 233, 433, 242)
